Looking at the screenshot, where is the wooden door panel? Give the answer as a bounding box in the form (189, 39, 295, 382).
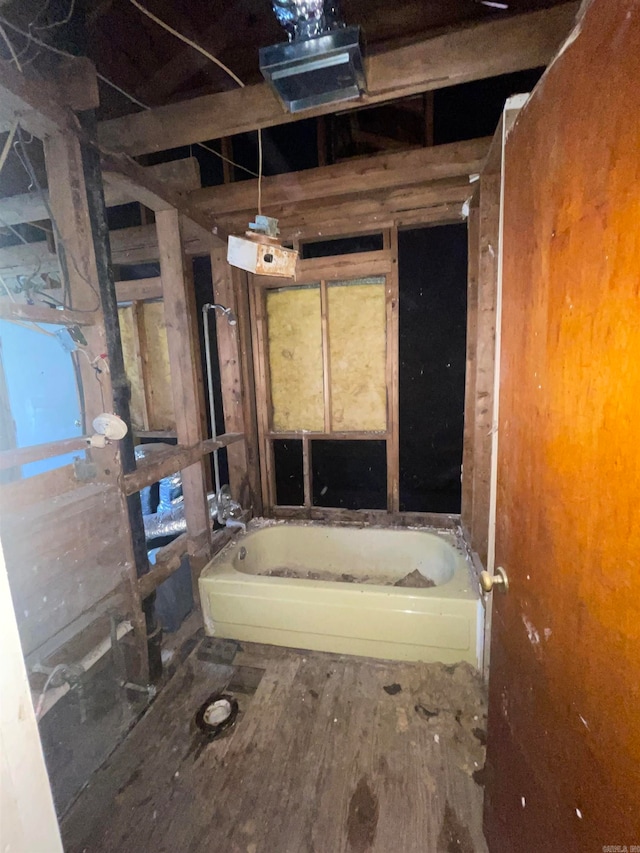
(484, 1, 640, 849)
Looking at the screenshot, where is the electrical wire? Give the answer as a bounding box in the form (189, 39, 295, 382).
(34, 664, 69, 719)
(13, 126, 101, 312)
(128, 0, 245, 88)
(0, 120, 17, 174)
(126, 0, 264, 206)
(29, 0, 76, 33)
(0, 13, 259, 178)
(0, 22, 22, 69)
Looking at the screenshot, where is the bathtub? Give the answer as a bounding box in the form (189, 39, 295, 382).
(199, 521, 482, 666)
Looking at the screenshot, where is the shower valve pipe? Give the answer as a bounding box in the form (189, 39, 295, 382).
(202, 303, 237, 498)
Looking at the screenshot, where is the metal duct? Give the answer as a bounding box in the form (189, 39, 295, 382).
(272, 0, 344, 42)
(262, 0, 365, 113)
(144, 488, 242, 540)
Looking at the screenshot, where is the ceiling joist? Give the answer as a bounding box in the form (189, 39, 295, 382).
(97, 3, 579, 157)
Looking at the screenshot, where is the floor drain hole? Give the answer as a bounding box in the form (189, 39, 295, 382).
(195, 693, 239, 739)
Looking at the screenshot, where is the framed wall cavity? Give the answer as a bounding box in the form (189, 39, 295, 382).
(249, 228, 399, 516)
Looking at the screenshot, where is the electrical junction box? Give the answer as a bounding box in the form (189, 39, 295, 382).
(227, 234, 298, 278)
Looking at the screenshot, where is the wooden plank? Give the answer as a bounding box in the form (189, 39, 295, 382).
(156, 209, 212, 559)
(267, 431, 388, 440)
(248, 282, 272, 513)
(470, 171, 500, 566)
(302, 435, 312, 509)
(129, 301, 151, 430)
(116, 276, 162, 304)
(62, 643, 486, 852)
(0, 61, 80, 139)
(97, 4, 579, 155)
(485, 1, 640, 847)
(0, 300, 96, 326)
(137, 521, 242, 600)
(189, 138, 490, 217)
(0, 157, 201, 227)
(123, 434, 243, 495)
(461, 191, 480, 538)
(232, 267, 262, 515)
(0, 184, 467, 279)
(386, 227, 400, 514)
(297, 251, 394, 282)
(0, 62, 222, 246)
(0, 436, 89, 472)
(0, 482, 132, 657)
(0, 462, 81, 513)
(319, 280, 332, 433)
(210, 248, 257, 509)
(271, 506, 460, 528)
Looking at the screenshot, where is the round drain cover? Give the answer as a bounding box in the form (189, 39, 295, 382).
(195, 693, 238, 739)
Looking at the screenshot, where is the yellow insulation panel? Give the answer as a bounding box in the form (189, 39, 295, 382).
(266, 286, 324, 431)
(328, 279, 387, 431)
(118, 302, 175, 431)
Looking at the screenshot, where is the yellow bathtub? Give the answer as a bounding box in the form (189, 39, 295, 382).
(199, 522, 483, 666)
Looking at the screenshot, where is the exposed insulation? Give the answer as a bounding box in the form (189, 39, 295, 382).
(328, 278, 387, 431)
(118, 306, 146, 429)
(266, 285, 324, 431)
(143, 303, 175, 430)
(118, 302, 175, 431)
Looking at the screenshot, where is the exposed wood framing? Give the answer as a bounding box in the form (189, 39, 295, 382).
(115, 276, 163, 303)
(0, 436, 89, 472)
(156, 208, 212, 567)
(251, 241, 401, 518)
(97, 5, 579, 155)
(0, 64, 223, 243)
(461, 102, 525, 566)
(137, 519, 246, 600)
(210, 247, 261, 512)
(461, 192, 480, 538)
(123, 434, 243, 495)
(189, 138, 489, 217)
(248, 280, 273, 512)
(0, 301, 96, 326)
(0, 157, 201, 227)
(271, 507, 460, 529)
(128, 301, 151, 430)
(386, 227, 400, 513)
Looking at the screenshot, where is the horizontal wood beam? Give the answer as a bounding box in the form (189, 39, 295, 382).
(123, 433, 243, 495)
(0, 64, 223, 244)
(0, 221, 209, 279)
(0, 436, 89, 472)
(97, 4, 579, 156)
(0, 182, 467, 278)
(0, 300, 97, 326)
(189, 137, 490, 217)
(115, 276, 163, 303)
(137, 521, 243, 599)
(0, 158, 201, 227)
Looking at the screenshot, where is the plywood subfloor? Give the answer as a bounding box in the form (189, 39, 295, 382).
(62, 639, 488, 853)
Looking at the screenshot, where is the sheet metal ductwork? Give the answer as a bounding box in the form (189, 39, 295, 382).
(260, 0, 366, 113)
(272, 0, 344, 42)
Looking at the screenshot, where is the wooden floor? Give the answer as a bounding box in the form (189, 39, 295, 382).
(63, 637, 488, 853)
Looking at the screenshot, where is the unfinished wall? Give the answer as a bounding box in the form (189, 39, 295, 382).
(328, 279, 386, 432)
(484, 0, 640, 847)
(266, 285, 324, 431)
(119, 302, 175, 431)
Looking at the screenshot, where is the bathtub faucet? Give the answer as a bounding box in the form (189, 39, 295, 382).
(225, 518, 247, 534)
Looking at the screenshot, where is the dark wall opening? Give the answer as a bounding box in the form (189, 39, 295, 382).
(399, 224, 467, 513)
(311, 440, 387, 510)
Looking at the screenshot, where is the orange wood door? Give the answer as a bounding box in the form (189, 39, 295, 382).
(484, 1, 640, 850)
